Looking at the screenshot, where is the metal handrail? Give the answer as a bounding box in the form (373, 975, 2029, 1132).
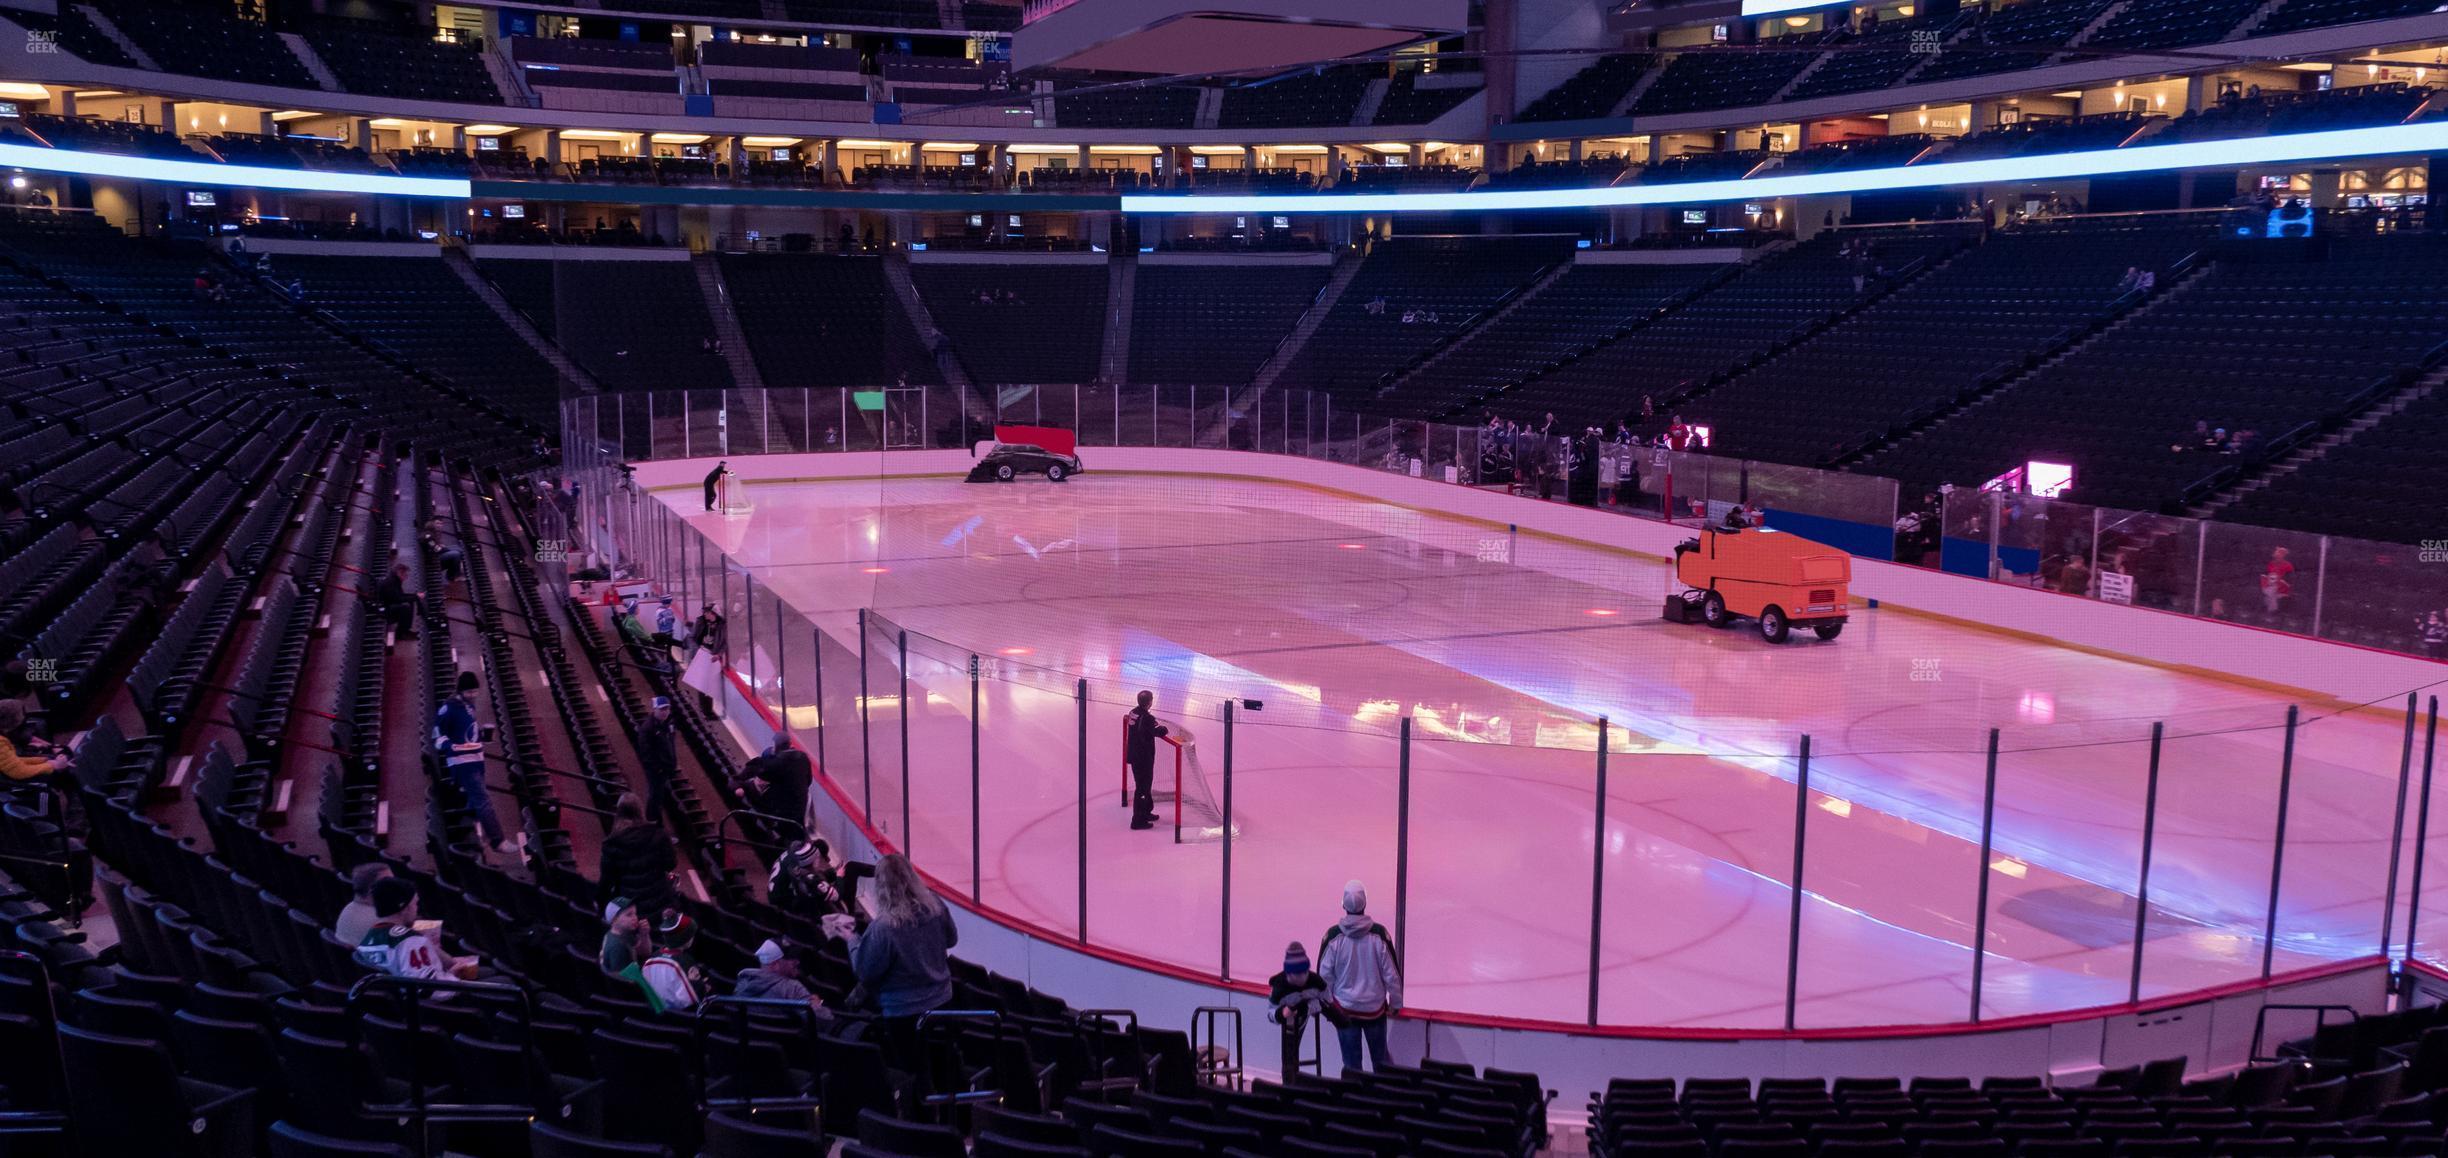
(343, 973, 540, 1158)
(689, 994, 827, 1115)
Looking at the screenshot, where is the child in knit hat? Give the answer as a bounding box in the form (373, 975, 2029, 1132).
(1267, 940, 1329, 1075)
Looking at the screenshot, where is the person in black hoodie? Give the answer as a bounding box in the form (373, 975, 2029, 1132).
(598, 794, 678, 918)
(1123, 690, 1169, 830)
(738, 733, 811, 835)
(638, 697, 681, 826)
(1268, 941, 1328, 1076)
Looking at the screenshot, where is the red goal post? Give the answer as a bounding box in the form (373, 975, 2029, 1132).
(1119, 713, 1187, 843)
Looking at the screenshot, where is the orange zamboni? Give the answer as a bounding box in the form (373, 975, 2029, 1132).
(1666, 527, 1850, 642)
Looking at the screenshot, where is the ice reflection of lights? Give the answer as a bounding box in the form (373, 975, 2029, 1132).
(2018, 691, 2056, 724)
(1817, 796, 1853, 818)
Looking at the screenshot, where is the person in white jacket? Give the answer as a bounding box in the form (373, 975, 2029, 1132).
(1316, 879, 1402, 1072)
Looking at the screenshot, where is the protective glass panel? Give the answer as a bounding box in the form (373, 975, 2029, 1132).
(2317, 536, 2448, 654)
(2094, 507, 2199, 614)
(1405, 731, 1590, 1026)
(1975, 731, 2152, 1020)
(860, 610, 910, 853)
(2409, 701, 2448, 969)
(840, 390, 881, 451)
(1157, 384, 1196, 448)
(2137, 722, 2282, 998)
(1211, 711, 1390, 993)
(2200, 520, 2324, 634)
(765, 387, 812, 455)
(1078, 381, 1119, 448)
(654, 389, 691, 460)
(687, 389, 726, 458)
(1116, 383, 1158, 448)
(975, 654, 1086, 943)
(1598, 751, 1800, 1029)
(2278, 703, 2415, 970)
(1794, 742, 1982, 1028)
(727, 388, 770, 456)
(900, 628, 981, 900)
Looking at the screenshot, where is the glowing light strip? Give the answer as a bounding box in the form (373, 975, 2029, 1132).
(0, 143, 472, 198)
(1741, 0, 1851, 15)
(1120, 121, 2448, 214)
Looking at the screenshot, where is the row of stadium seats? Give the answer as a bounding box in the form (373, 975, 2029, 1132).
(1276, 236, 1581, 405)
(1694, 215, 2220, 466)
(1877, 232, 2448, 512)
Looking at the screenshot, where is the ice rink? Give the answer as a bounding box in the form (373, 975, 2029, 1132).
(666, 471, 2421, 1031)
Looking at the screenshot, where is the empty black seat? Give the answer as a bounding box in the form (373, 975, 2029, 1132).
(59, 1023, 254, 1157)
(531, 1121, 673, 1157)
(268, 1121, 414, 1158)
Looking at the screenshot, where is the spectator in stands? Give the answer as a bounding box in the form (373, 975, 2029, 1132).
(771, 836, 849, 920)
(649, 596, 681, 650)
(1269, 941, 1328, 1075)
(353, 877, 479, 982)
(848, 852, 959, 1064)
(739, 733, 812, 832)
(373, 563, 421, 639)
(599, 794, 679, 917)
(639, 911, 705, 1013)
(2420, 611, 2447, 660)
(599, 896, 650, 979)
(2116, 266, 2142, 294)
(2260, 547, 2297, 618)
(422, 518, 465, 583)
(1317, 879, 1401, 1072)
(1124, 690, 1169, 830)
(0, 701, 59, 784)
(638, 697, 682, 827)
(334, 863, 394, 946)
(681, 600, 724, 715)
(735, 940, 827, 1013)
(2056, 554, 2093, 597)
(435, 671, 517, 858)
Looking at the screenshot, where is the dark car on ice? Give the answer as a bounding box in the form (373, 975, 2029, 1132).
(967, 442, 1083, 482)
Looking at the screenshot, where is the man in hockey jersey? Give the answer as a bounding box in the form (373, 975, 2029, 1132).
(770, 836, 848, 920)
(638, 911, 708, 1013)
(353, 877, 480, 982)
(435, 671, 518, 858)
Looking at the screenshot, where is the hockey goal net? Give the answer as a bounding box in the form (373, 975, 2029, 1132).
(1119, 714, 1234, 842)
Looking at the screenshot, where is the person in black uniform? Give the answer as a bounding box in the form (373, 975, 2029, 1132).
(1124, 690, 1168, 831)
(703, 461, 730, 511)
(738, 733, 812, 837)
(638, 696, 681, 826)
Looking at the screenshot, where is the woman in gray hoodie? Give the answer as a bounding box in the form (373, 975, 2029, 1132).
(1316, 879, 1402, 1072)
